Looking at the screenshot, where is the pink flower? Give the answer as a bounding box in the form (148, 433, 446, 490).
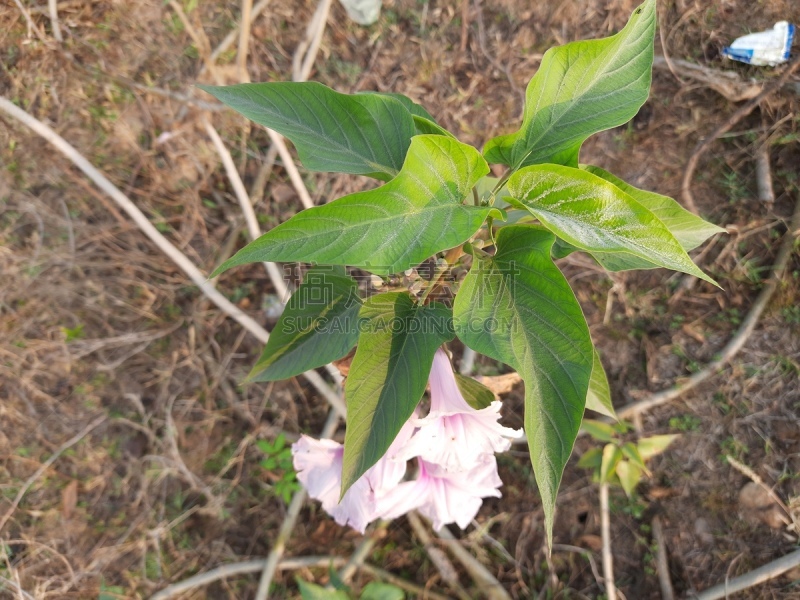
(380, 456, 503, 530)
(292, 418, 415, 533)
(396, 349, 522, 472)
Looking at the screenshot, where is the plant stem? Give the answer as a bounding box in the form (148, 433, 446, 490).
(600, 482, 617, 600)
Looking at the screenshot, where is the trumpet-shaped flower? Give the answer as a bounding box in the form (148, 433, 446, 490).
(380, 456, 503, 530)
(396, 349, 522, 472)
(292, 417, 415, 533)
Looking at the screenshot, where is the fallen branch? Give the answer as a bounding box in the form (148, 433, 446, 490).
(0, 95, 346, 419)
(681, 54, 800, 213)
(0, 414, 106, 534)
(615, 192, 800, 419)
(151, 556, 347, 600)
(652, 56, 761, 102)
(407, 512, 471, 600)
(48, 0, 62, 42)
(437, 523, 512, 600)
(755, 145, 775, 204)
(691, 548, 800, 600)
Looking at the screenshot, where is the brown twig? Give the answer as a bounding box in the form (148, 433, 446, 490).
(237, 0, 254, 83)
(406, 512, 471, 600)
(725, 455, 795, 531)
(48, 0, 63, 42)
(203, 119, 290, 301)
(437, 523, 513, 600)
(755, 145, 775, 203)
(681, 54, 800, 213)
(651, 516, 675, 600)
(0, 415, 106, 534)
(691, 548, 800, 600)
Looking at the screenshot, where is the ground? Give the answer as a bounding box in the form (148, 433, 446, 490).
(1, 0, 799, 598)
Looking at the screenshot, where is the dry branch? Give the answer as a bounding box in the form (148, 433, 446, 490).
(691, 548, 800, 600)
(651, 516, 675, 600)
(437, 523, 512, 600)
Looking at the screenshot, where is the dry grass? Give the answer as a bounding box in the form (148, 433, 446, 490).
(1, 0, 799, 598)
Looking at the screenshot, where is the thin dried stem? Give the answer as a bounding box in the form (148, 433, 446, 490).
(237, 0, 254, 83)
(203, 119, 290, 301)
(692, 548, 800, 600)
(48, 0, 62, 41)
(437, 523, 512, 600)
(651, 516, 675, 600)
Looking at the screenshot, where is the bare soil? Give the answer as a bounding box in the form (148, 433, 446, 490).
(1, 0, 799, 598)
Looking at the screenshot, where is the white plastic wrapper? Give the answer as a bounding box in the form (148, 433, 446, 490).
(338, 0, 382, 26)
(722, 21, 795, 66)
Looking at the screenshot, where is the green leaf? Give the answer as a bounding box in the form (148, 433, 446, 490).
(600, 443, 623, 483)
(615, 460, 643, 497)
(581, 419, 617, 443)
(620, 441, 648, 472)
(637, 434, 679, 461)
(360, 582, 405, 600)
(483, 0, 656, 170)
(341, 293, 454, 493)
(577, 447, 603, 470)
(453, 225, 593, 545)
(248, 267, 361, 382)
(581, 165, 726, 271)
(297, 579, 350, 600)
(212, 135, 493, 278)
(368, 92, 453, 138)
(586, 348, 616, 419)
(454, 373, 495, 410)
(200, 81, 416, 180)
(507, 164, 718, 286)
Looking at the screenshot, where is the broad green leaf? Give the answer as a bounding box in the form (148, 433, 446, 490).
(600, 444, 623, 483)
(483, 0, 656, 170)
(360, 582, 405, 600)
(586, 348, 616, 419)
(369, 92, 454, 138)
(212, 135, 493, 278)
(454, 373, 494, 410)
(582, 165, 726, 271)
(615, 460, 643, 497)
(637, 434, 679, 461)
(453, 225, 593, 545)
(297, 579, 350, 600)
(247, 267, 361, 382)
(200, 81, 416, 180)
(577, 447, 603, 470)
(507, 164, 718, 286)
(581, 419, 617, 443)
(620, 441, 649, 472)
(341, 293, 454, 493)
